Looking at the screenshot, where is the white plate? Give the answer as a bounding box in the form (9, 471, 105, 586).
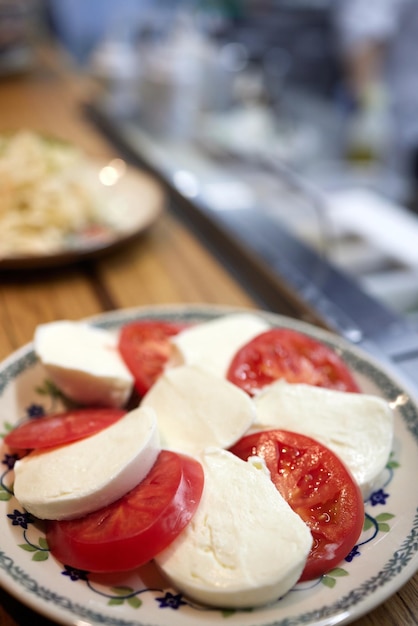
(1, 304, 417, 626)
(0, 158, 164, 270)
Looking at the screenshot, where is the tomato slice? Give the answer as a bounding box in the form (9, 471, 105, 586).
(46, 450, 204, 573)
(4, 408, 126, 450)
(227, 327, 360, 395)
(229, 429, 364, 581)
(118, 320, 189, 396)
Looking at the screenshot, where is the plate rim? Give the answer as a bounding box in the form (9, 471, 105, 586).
(0, 303, 418, 626)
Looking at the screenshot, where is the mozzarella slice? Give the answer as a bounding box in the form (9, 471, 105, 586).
(254, 380, 394, 499)
(141, 365, 255, 455)
(169, 312, 270, 377)
(13, 406, 160, 520)
(34, 320, 134, 408)
(155, 448, 312, 608)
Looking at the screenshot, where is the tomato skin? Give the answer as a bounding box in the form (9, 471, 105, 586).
(4, 408, 126, 451)
(229, 429, 364, 581)
(46, 450, 204, 573)
(227, 328, 360, 396)
(118, 320, 189, 396)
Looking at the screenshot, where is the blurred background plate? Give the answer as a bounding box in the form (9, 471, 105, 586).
(0, 158, 165, 271)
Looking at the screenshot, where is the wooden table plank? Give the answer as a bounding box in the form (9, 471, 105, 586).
(0, 52, 110, 158)
(95, 212, 257, 309)
(0, 268, 104, 359)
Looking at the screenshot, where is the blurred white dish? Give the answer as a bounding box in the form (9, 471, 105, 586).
(0, 144, 164, 270)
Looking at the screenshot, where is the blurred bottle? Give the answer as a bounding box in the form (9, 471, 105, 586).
(344, 81, 390, 164)
(0, 0, 39, 75)
(89, 20, 142, 119)
(139, 11, 217, 139)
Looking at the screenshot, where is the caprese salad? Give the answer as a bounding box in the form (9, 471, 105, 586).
(2, 312, 394, 610)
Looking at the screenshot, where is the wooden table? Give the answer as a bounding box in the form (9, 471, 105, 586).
(0, 46, 416, 626)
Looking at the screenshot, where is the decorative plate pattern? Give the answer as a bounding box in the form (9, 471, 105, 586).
(1, 304, 418, 626)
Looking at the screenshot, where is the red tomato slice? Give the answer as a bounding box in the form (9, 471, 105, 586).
(46, 450, 204, 573)
(229, 429, 364, 581)
(118, 320, 189, 396)
(227, 327, 360, 395)
(4, 408, 126, 450)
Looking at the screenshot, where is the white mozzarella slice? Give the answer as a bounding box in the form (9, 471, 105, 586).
(169, 312, 270, 377)
(141, 365, 255, 455)
(155, 448, 312, 608)
(254, 380, 394, 499)
(13, 406, 160, 520)
(34, 320, 134, 408)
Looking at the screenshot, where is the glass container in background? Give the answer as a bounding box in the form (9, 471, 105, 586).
(89, 20, 143, 119)
(0, 0, 40, 75)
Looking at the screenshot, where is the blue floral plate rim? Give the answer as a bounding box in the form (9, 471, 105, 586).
(0, 304, 417, 626)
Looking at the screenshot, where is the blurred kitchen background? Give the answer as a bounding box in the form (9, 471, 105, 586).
(3, 0, 418, 323)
